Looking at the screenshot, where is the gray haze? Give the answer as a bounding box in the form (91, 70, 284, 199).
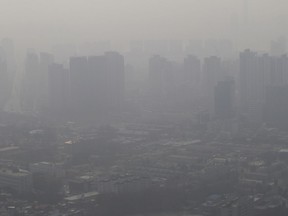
(0, 0, 287, 50)
(2, 1, 288, 214)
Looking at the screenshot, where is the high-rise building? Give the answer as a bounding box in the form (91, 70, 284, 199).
(1, 38, 16, 77)
(21, 51, 55, 113)
(0, 54, 10, 110)
(181, 55, 202, 110)
(69, 56, 89, 121)
(87, 55, 107, 117)
(105, 52, 125, 112)
(239, 50, 271, 122)
(148, 55, 169, 98)
(48, 63, 70, 121)
(0, 39, 16, 111)
(270, 55, 288, 86)
(148, 54, 199, 112)
(148, 55, 176, 111)
(214, 80, 235, 119)
(239, 50, 288, 124)
(39, 52, 54, 107)
(264, 85, 288, 130)
(202, 56, 222, 114)
(69, 52, 125, 123)
(22, 52, 40, 112)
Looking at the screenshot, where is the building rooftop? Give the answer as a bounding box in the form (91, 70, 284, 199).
(64, 191, 99, 201)
(0, 168, 30, 177)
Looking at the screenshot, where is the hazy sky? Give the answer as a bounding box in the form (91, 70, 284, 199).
(0, 0, 287, 49)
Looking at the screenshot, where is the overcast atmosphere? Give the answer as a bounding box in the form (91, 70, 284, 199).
(0, 0, 287, 49)
(1, 1, 288, 215)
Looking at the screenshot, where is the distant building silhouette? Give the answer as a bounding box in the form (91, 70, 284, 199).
(0, 55, 9, 110)
(69, 52, 125, 124)
(48, 63, 70, 121)
(202, 56, 222, 115)
(69, 56, 89, 122)
(239, 50, 267, 122)
(39, 52, 54, 107)
(264, 85, 288, 130)
(22, 52, 40, 112)
(270, 55, 288, 86)
(105, 52, 125, 113)
(214, 79, 235, 119)
(0, 39, 16, 111)
(148, 55, 169, 99)
(239, 50, 288, 123)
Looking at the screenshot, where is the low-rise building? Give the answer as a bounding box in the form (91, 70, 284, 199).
(29, 162, 65, 178)
(0, 168, 32, 193)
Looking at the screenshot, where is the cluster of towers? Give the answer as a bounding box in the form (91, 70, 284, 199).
(22, 51, 125, 124)
(148, 49, 288, 130)
(240, 50, 288, 129)
(147, 55, 236, 117)
(0, 37, 287, 130)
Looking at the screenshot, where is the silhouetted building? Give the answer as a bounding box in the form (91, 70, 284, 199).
(48, 63, 70, 121)
(87, 55, 107, 119)
(0, 54, 10, 110)
(148, 54, 203, 112)
(202, 56, 222, 114)
(22, 52, 40, 112)
(179, 55, 202, 111)
(148, 55, 169, 98)
(1, 38, 16, 107)
(270, 55, 288, 86)
(0, 168, 32, 193)
(2, 38, 16, 83)
(264, 85, 288, 130)
(87, 53, 125, 123)
(69, 52, 125, 123)
(69, 56, 89, 122)
(105, 52, 125, 113)
(239, 50, 269, 122)
(214, 80, 235, 119)
(39, 52, 54, 107)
